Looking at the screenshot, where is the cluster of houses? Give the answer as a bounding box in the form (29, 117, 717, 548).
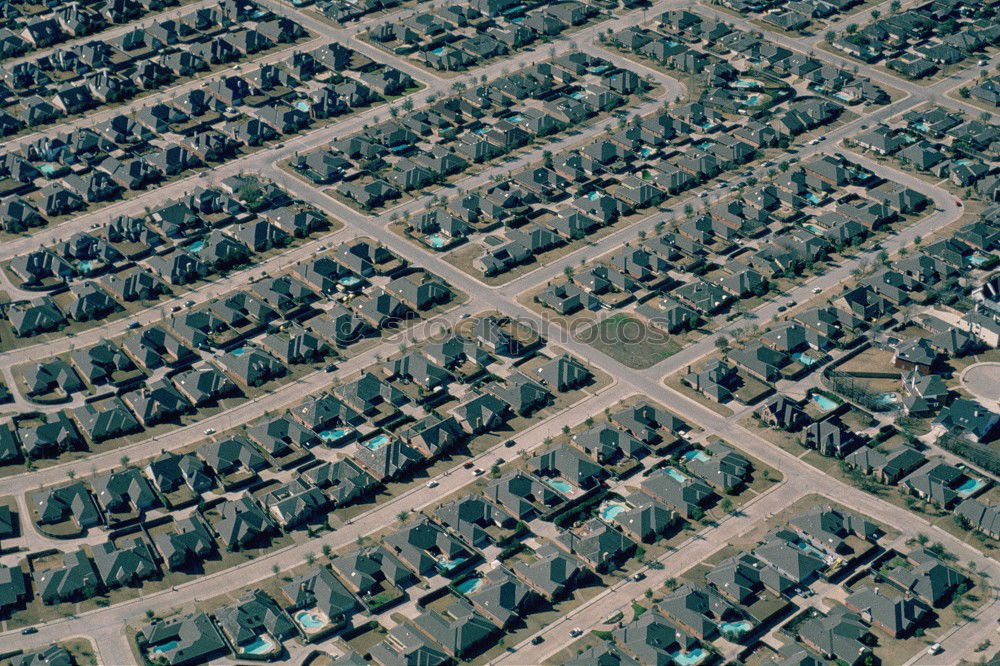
(0, 177, 333, 339)
(851, 105, 1000, 198)
(295, 52, 645, 211)
(710, 0, 863, 32)
(0, 34, 423, 237)
(540, 153, 926, 332)
(0, 238, 464, 464)
(831, 0, 1000, 78)
(0, 0, 185, 60)
(118, 392, 760, 666)
(616, 10, 890, 108)
(365, 0, 604, 72)
(0, 0, 308, 141)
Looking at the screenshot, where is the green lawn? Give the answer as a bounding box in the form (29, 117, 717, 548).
(581, 315, 681, 369)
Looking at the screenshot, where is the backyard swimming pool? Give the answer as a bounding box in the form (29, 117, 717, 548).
(600, 503, 628, 521)
(426, 233, 449, 249)
(187, 240, 205, 253)
(665, 467, 689, 483)
(295, 610, 330, 632)
(956, 477, 987, 497)
(362, 434, 391, 451)
(670, 648, 707, 665)
(437, 555, 467, 572)
(150, 641, 179, 655)
(682, 449, 710, 463)
(231, 347, 249, 356)
(791, 352, 816, 366)
(548, 479, 575, 494)
(241, 635, 277, 655)
(320, 428, 351, 443)
(455, 577, 482, 594)
(811, 394, 838, 411)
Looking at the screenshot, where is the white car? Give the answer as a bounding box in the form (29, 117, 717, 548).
(203, 428, 216, 435)
(473, 468, 485, 476)
(927, 643, 942, 655)
(426, 480, 439, 488)
(569, 628, 583, 637)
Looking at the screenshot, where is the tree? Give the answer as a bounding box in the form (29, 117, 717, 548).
(890, 0, 901, 12)
(563, 265, 574, 280)
(846, 23, 858, 34)
(68, 469, 76, 480)
(824, 31, 835, 43)
(272, 564, 280, 575)
(721, 497, 734, 513)
(305, 552, 316, 566)
(120, 455, 130, 468)
(397, 510, 409, 523)
(715, 335, 730, 352)
(322, 544, 332, 559)
(542, 150, 553, 169)
(870, 9, 880, 19)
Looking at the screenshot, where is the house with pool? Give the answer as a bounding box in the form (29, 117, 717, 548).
(281, 566, 359, 640)
(330, 545, 416, 612)
(484, 470, 565, 522)
(613, 608, 708, 666)
(215, 589, 296, 658)
(901, 460, 989, 509)
(528, 444, 608, 497)
(603, 492, 680, 543)
(640, 466, 716, 519)
(434, 494, 517, 549)
(138, 612, 229, 666)
(384, 519, 478, 579)
(659, 583, 756, 643)
(456, 565, 539, 630)
(555, 517, 637, 573)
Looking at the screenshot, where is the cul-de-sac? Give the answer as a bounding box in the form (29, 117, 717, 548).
(0, 0, 998, 665)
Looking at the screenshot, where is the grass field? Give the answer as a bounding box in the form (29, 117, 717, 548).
(581, 314, 681, 369)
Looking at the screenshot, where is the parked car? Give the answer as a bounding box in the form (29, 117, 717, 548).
(204, 428, 216, 435)
(531, 636, 545, 645)
(426, 480, 438, 488)
(463, 461, 474, 469)
(473, 468, 484, 476)
(569, 628, 583, 637)
(21, 628, 37, 635)
(633, 572, 646, 582)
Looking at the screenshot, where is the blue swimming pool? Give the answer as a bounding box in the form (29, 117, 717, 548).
(600, 503, 627, 521)
(875, 392, 899, 406)
(187, 240, 205, 253)
(427, 233, 449, 249)
(77, 260, 96, 273)
(741, 94, 761, 106)
(242, 635, 276, 655)
(437, 555, 467, 572)
(548, 479, 574, 494)
(586, 191, 601, 201)
(665, 467, 689, 483)
(682, 449, 710, 463)
(792, 352, 816, 366)
(956, 477, 987, 497)
(805, 192, 823, 204)
(295, 610, 329, 630)
(362, 434, 390, 451)
(571, 91, 586, 100)
(431, 47, 445, 55)
(149, 640, 179, 655)
(339, 275, 361, 287)
(719, 619, 753, 637)
(320, 428, 351, 443)
(811, 394, 838, 411)
(670, 648, 707, 665)
(733, 79, 761, 89)
(455, 577, 482, 594)
(970, 255, 991, 267)
(507, 114, 524, 123)
(640, 147, 654, 157)
(231, 347, 249, 356)
(804, 223, 827, 235)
